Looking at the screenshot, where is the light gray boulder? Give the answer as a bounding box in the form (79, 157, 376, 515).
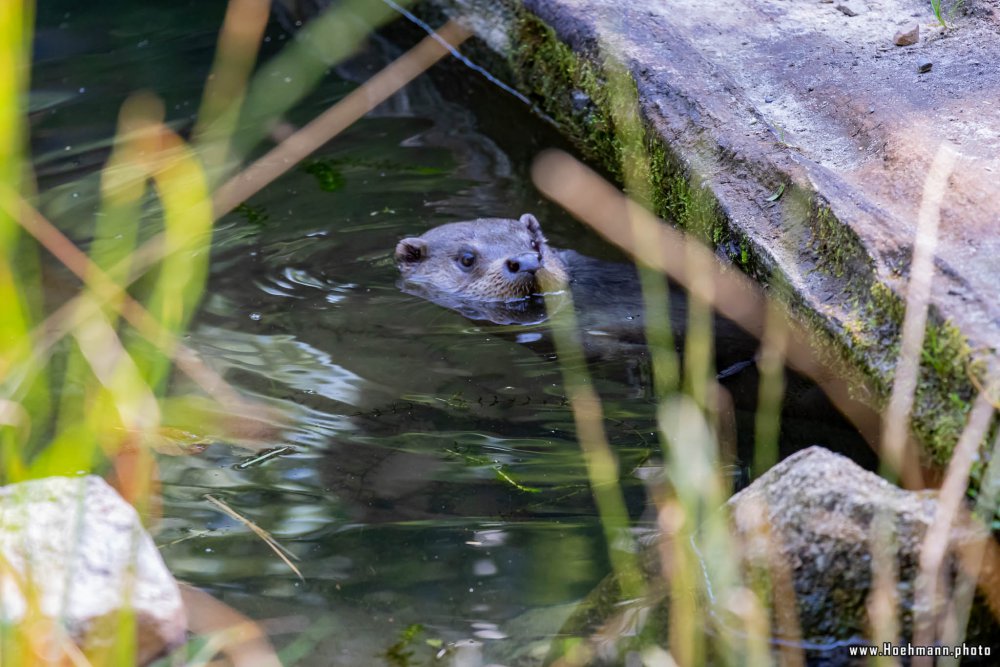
(727, 446, 998, 649)
(0, 475, 186, 663)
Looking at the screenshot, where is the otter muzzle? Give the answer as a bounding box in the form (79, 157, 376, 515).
(505, 253, 541, 275)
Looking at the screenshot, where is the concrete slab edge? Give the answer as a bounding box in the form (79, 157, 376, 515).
(421, 0, 997, 470)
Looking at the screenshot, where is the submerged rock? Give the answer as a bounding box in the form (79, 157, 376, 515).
(0, 476, 185, 664)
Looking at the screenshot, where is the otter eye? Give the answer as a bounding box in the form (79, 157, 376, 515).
(458, 251, 476, 269)
(530, 240, 540, 251)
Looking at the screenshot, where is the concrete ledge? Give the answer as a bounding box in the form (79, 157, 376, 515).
(423, 0, 1000, 465)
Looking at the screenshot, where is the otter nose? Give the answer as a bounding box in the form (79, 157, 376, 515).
(506, 252, 541, 275)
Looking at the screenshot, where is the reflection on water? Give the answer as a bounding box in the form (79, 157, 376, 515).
(194, 326, 367, 406)
(32, 1, 872, 664)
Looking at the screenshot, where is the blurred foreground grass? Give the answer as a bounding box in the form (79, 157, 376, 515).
(1, 1, 224, 662)
(0, 0, 997, 664)
(0, 0, 410, 663)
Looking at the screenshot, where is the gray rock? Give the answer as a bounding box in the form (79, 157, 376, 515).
(0, 476, 186, 663)
(894, 23, 920, 46)
(550, 447, 998, 664)
(726, 446, 997, 646)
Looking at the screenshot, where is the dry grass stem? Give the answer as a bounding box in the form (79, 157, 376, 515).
(725, 587, 772, 667)
(0, 399, 30, 438)
(4, 190, 244, 408)
(73, 311, 161, 433)
(203, 494, 303, 581)
(212, 19, 472, 218)
(867, 511, 902, 667)
(158, 529, 213, 549)
(35, 18, 473, 377)
(180, 584, 282, 667)
(753, 304, 789, 475)
(912, 391, 995, 658)
(531, 150, 926, 487)
(193, 0, 272, 173)
(543, 288, 645, 600)
(952, 531, 1000, 631)
(881, 144, 958, 478)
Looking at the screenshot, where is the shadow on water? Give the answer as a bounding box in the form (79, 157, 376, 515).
(32, 2, 875, 664)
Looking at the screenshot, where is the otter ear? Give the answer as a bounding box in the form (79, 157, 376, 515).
(395, 238, 428, 264)
(519, 213, 542, 236)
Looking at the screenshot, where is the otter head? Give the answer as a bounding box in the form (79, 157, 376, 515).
(395, 213, 569, 324)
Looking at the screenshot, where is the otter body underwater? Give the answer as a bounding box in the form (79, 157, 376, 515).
(395, 213, 756, 372)
(394, 213, 876, 464)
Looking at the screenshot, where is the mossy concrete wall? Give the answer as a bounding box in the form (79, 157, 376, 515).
(420, 0, 1000, 469)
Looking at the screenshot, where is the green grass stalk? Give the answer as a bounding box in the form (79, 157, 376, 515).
(543, 288, 646, 601)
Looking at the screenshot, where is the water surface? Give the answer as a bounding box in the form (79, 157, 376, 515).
(30, 2, 873, 664)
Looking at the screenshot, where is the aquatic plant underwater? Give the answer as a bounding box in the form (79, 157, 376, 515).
(0, 0, 997, 664)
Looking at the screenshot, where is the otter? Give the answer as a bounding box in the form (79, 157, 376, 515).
(395, 214, 571, 325)
(394, 212, 751, 368)
(393, 214, 877, 471)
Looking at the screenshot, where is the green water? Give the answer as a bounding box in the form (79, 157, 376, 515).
(29, 1, 872, 664)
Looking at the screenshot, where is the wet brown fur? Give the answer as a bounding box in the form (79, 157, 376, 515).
(395, 214, 568, 302)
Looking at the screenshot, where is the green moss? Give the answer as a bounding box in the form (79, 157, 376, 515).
(912, 319, 981, 461)
(509, 10, 731, 250)
(509, 12, 623, 181)
(384, 623, 425, 667)
(813, 205, 852, 278)
(867, 282, 906, 331)
(846, 281, 982, 464)
(301, 158, 346, 192)
(235, 202, 269, 226)
(798, 199, 984, 462)
(506, 5, 990, 467)
(808, 200, 875, 288)
(655, 172, 714, 242)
